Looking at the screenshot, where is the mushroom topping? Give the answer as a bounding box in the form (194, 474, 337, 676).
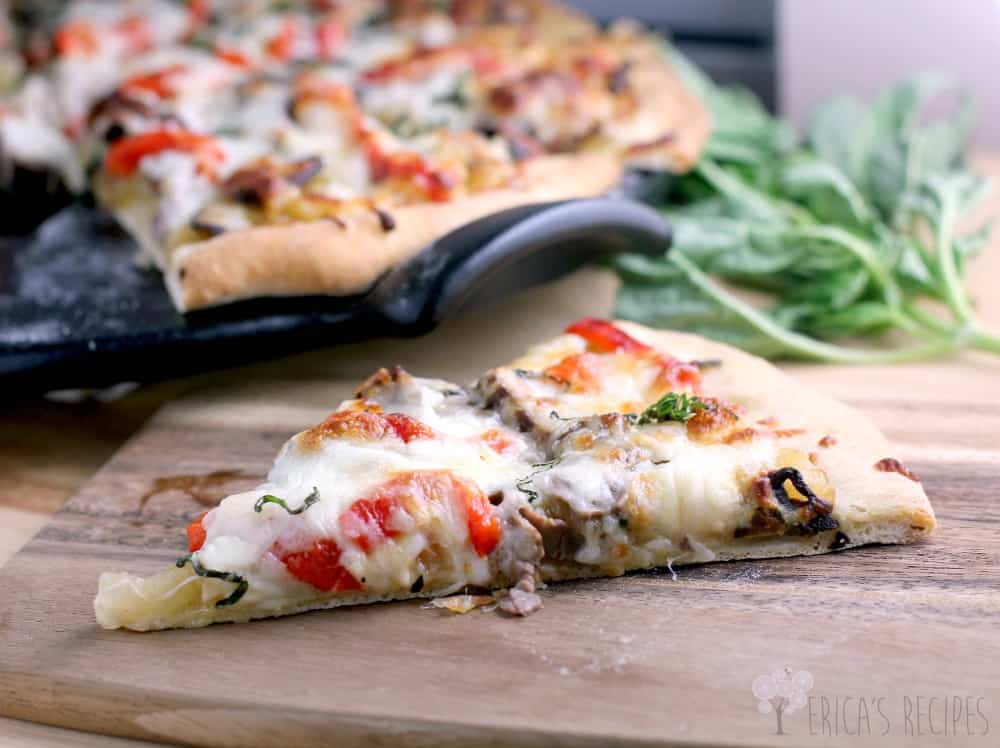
(190, 202, 252, 237)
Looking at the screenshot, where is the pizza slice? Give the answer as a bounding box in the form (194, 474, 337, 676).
(95, 320, 934, 631)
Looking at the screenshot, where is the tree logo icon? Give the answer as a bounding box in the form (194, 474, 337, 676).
(752, 667, 814, 735)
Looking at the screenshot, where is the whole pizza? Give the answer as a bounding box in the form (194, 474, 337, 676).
(0, 0, 709, 310)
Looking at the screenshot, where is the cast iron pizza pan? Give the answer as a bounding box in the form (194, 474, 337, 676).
(0, 170, 672, 393)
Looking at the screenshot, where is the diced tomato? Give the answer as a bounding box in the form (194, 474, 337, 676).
(295, 72, 356, 107)
(361, 45, 468, 84)
(365, 147, 457, 202)
(653, 358, 701, 393)
(279, 539, 362, 591)
(345, 471, 501, 557)
(186, 511, 208, 552)
(104, 130, 225, 178)
(115, 15, 154, 55)
(470, 48, 504, 77)
(186, 0, 210, 36)
(565, 318, 650, 354)
(54, 21, 99, 57)
(315, 19, 345, 60)
(266, 18, 298, 61)
(460, 479, 502, 556)
(480, 428, 515, 454)
(121, 64, 186, 99)
(340, 496, 402, 553)
(311, 410, 436, 443)
(215, 48, 252, 68)
(544, 352, 602, 393)
(383, 413, 436, 443)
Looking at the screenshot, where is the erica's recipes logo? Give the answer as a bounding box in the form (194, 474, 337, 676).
(750, 666, 991, 739)
(752, 667, 814, 735)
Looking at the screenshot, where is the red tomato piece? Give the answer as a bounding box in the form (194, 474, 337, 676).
(279, 539, 363, 592)
(340, 496, 402, 553)
(186, 0, 210, 35)
(315, 19, 345, 60)
(115, 15, 154, 55)
(461, 483, 502, 556)
(365, 147, 457, 201)
(294, 72, 356, 107)
(564, 317, 650, 353)
(186, 511, 208, 552)
(654, 357, 701, 393)
(266, 18, 298, 61)
(345, 471, 501, 557)
(104, 130, 224, 177)
(121, 64, 186, 99)
(544, 352, 602, 392)
(216, 48, 252, 68)
(479, 428, 515, 453)
(310, 410, 435, 443)
(54, 21, 99, 57)
(383, 413, 436, 443)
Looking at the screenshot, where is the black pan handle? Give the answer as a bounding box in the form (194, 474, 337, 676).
(367, 197, 671, 333)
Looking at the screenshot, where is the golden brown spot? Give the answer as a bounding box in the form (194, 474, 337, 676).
(874, 457, 920, 482)
(722, 428, 758, 445)
(685, 398, 740, 444)
(774, 428, 805, 438)
(819, 435, 838, 448)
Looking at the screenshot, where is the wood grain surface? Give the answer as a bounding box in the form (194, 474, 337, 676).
(2, 155, 1000, 747)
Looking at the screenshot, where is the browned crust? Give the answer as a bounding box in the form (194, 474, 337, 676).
(613, 38, 711, 172)
(165, 153, 622, 311)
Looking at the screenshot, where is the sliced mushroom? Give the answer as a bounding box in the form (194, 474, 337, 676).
(191, 202, 252, 237)
(221, 156, 323, 205)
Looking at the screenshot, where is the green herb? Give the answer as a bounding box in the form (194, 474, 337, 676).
(254, 487, 320, 515)
(175, 554, 248, 607)
(515, 458, 562, 503)
(433, 75, 470, 109)
(613, 59, 1000, 363)
(634, 392, 706, 425)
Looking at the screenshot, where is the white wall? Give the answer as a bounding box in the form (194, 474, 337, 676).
(779, 0, 1000, 146)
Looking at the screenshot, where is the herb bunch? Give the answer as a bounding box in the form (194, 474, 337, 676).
(613, 54, 1000, 363)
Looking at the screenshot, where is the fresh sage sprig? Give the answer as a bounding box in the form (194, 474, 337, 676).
(613, 58, 1000, 364)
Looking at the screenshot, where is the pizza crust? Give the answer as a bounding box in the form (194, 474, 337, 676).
(613, 37, 711, 173)
(165, 153, 623, 311)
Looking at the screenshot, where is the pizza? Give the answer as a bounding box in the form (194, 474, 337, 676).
(0, 0, 709, 311)
(94, 319, 935, 630)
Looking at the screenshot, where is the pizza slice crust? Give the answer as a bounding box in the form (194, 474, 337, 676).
(163, 153, 623, 312)
(94, 564, 505, 632)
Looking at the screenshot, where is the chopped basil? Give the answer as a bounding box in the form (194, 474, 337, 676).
(175, 554, 248, 607)
(515, 458, 562, 503)
(634, 392, 706, 425)
(254, 487, 320, 515)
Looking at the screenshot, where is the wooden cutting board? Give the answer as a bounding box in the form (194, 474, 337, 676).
(2, 267, 1000, 748)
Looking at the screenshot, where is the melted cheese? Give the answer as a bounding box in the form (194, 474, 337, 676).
(194, 378, 537, 611)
